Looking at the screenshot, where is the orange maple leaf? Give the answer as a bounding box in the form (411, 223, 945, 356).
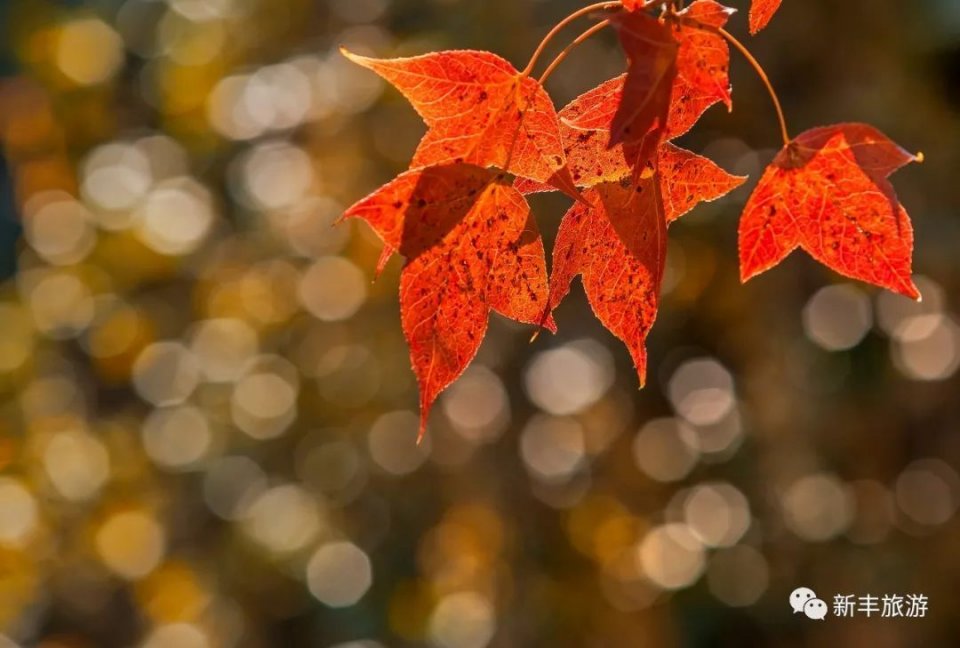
(566, 1, 733, 140)
(659, 143, 746, 223)
(519, 140, 744, 222)
(668, 0, 734, 138)
(564, 11, 678, 150)
(547, 178, 668, 385)
(739, 123, 922, 299)
(342, 164, 555, 440)
(749, 0, 783, 34)
(517, 70, 745, 218)
(553, 0, 733, 181)
(341, 48, 581, 198)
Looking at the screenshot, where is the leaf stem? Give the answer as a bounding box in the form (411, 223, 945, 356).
(523, 0, 674, 78)
(523, 2, 622, 77)
(716, 26, 791, 146)
(538, 19, 612, 84)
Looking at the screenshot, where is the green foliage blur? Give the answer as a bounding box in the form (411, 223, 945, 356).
(1, 0, 959, 646)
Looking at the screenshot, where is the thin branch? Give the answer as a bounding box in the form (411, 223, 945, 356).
(539, 19, 612, 84)
(523, 0, 674, 78)
(523, 2, 622, 77)
(716, 26, 791, 146)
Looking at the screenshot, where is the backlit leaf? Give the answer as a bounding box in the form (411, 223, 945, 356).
(342, 164, 554, 439)
(739, 123, 921, 299)
(564, 12, 678, 149)
(749, 0, 783, 34)
(659, 143, 746, 223)
(519, 140, 744, 223)
(517, 79, 745, 220)
(341, 48, 580, 197)
(546, 178, 668, 384)
(669, 0, 734, 139)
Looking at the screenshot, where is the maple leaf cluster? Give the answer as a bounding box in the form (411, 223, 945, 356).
(341, 0, 921, 439)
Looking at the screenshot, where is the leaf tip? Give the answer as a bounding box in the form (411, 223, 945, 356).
(339, 46, 366, 66)
(895, 272, 923, 301)
(542, 313, 558, 335)
(891, 278, 922, 302)
(416, 413, 429, 446)
(530, 311, 558, 342)
(632, 354, 648, 390)
(635, 369, 648, 391)
(548, 167, 591, 206)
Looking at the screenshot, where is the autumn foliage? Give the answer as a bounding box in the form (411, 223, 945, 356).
(341, 0, 922, 439)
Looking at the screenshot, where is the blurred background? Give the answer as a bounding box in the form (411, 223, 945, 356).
(0, 0, 959, 646)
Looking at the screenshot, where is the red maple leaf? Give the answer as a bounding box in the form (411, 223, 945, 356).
(515, 47, 743, 376)
(520, 140, 744, 222)
(517, 68, 744, 217)
(564, 11, 678, 150)
(341, 48, 580, 197)
(562, 1, 732, 141)
(739, 123, 922, 299)
(342, 164, 555, 439)
(552, 0, 732, 183)
(659, 143, 746, 223)
(547, 177, 667, 384)
(520, 135, 743, 382)
(668, 0, 734, 138)
(749, 0, 783, 34)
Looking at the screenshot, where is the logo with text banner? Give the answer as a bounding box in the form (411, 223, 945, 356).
(790, 587, 928, 620)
